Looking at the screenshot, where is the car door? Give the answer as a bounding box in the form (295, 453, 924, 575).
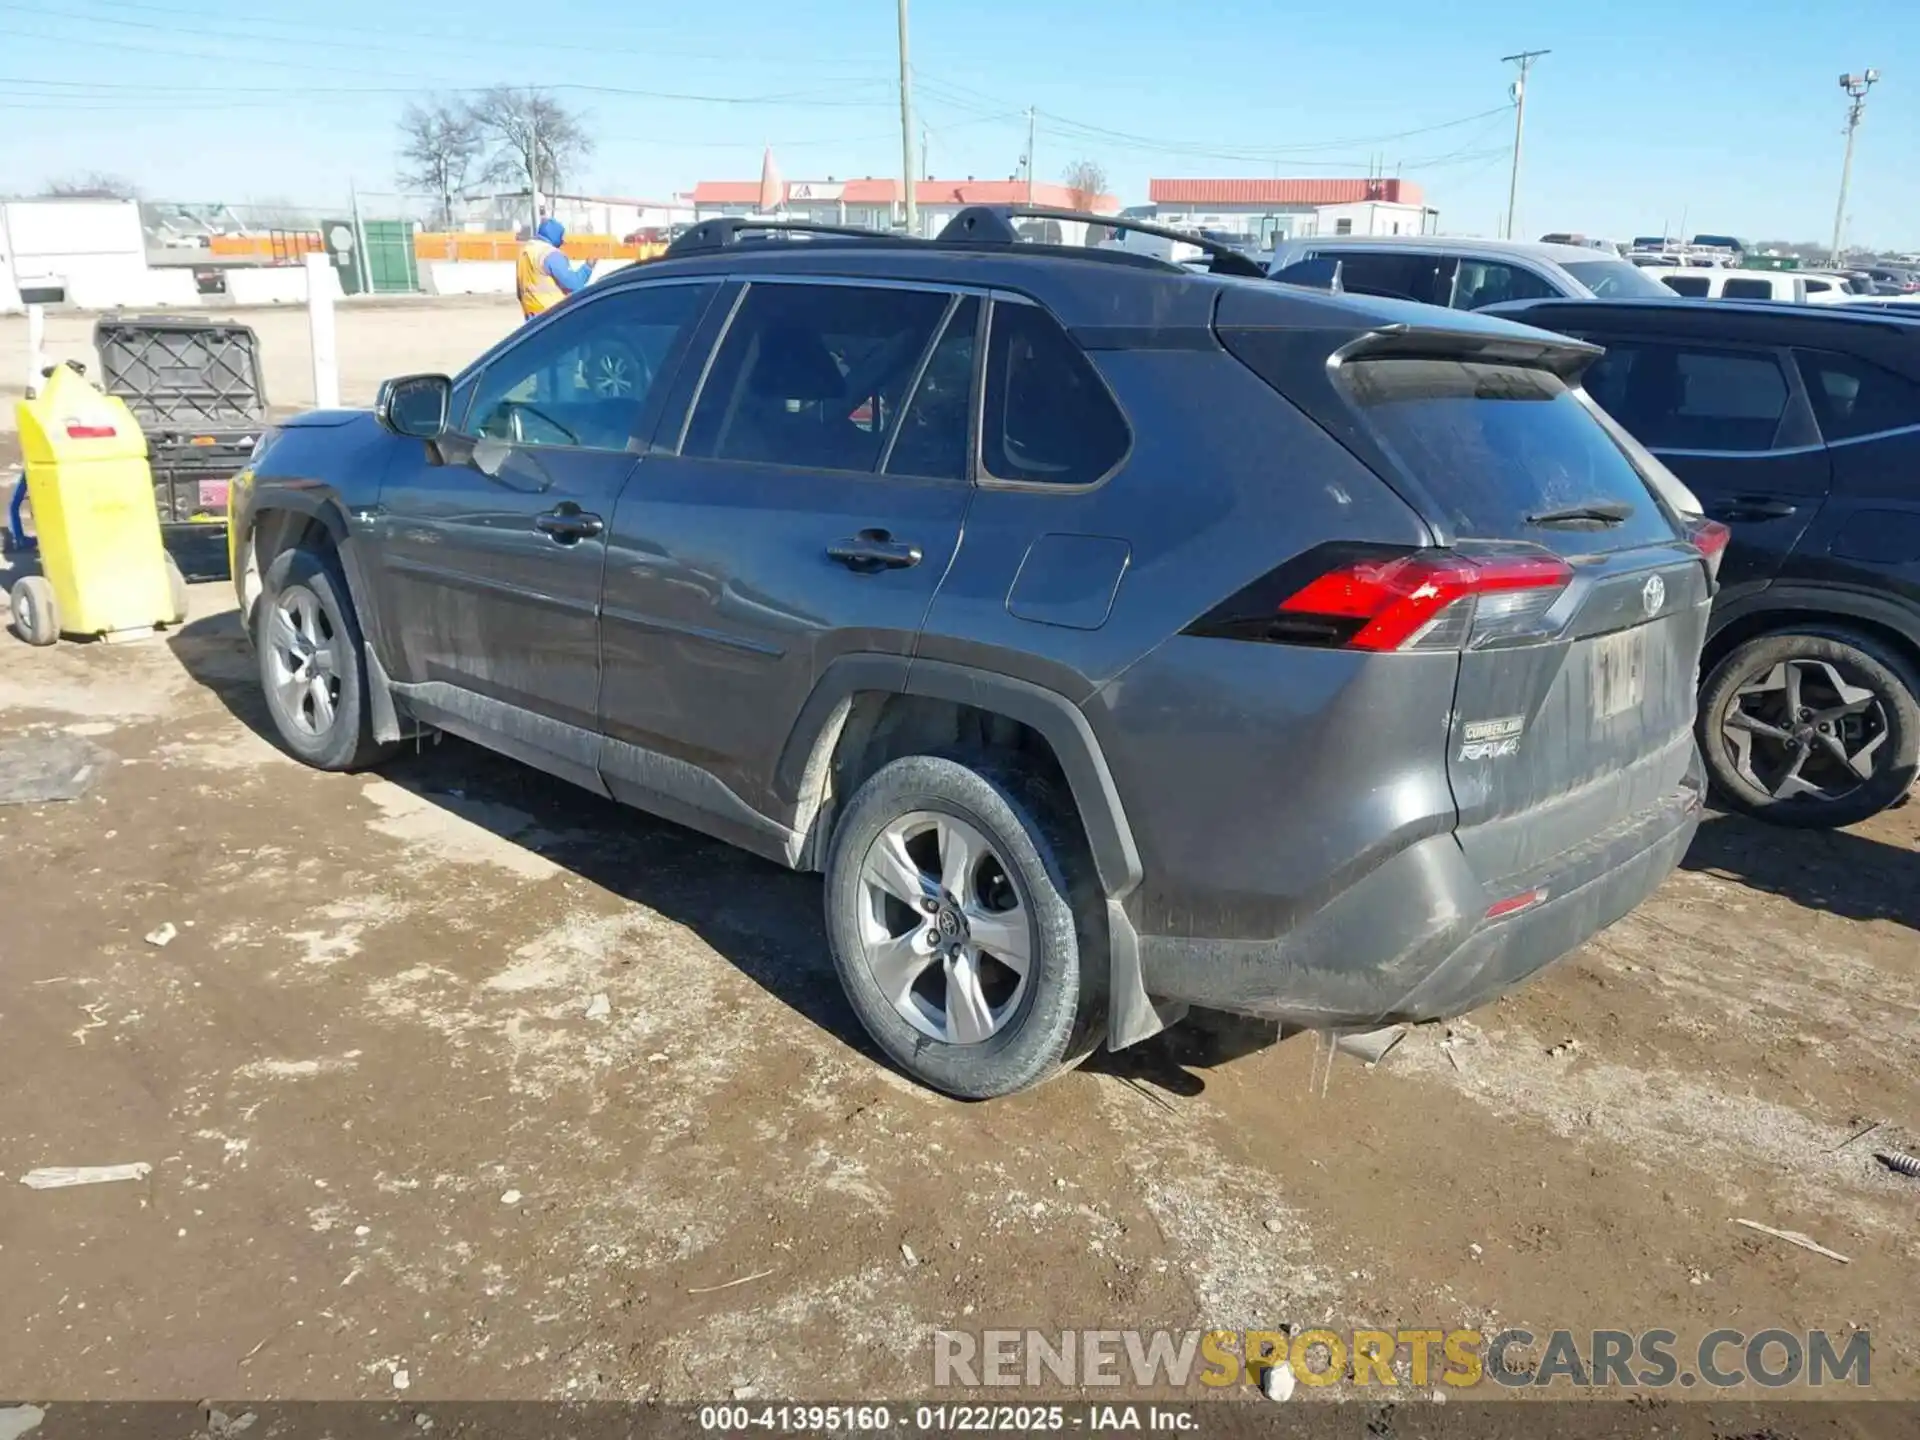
(1788, 347, 1920, 605)
(1579, 335, 1831, 594)
(368, 279, 717, 776)
(595, 277, 978, 836)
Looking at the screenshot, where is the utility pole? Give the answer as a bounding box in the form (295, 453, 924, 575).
(1500, 49, 1549, 240)
(896, 0, 917, 235)
(921, 127, 929, 187)
(1025, 107, 1037, 203)
(1830, 69, 1880, 265)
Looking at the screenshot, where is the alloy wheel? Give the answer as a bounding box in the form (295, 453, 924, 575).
(584, 345, 640, 399)
(856, 811, 1033, 1045)
(1721, 657, 1889, 803)
(266, 584, 341, 738)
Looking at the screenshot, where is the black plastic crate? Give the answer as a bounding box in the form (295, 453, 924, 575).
(92, 315, 268, 527)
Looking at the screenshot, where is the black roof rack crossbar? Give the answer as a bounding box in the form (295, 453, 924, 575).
(937, 206, 1269, 279)
(664, 216, 922, 257)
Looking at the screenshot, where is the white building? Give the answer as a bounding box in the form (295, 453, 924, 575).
(1, 197, 197, 311)
(1138, 178, 1435, 251)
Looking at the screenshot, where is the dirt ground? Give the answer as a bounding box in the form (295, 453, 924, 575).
(0, 564, 1916, 1405)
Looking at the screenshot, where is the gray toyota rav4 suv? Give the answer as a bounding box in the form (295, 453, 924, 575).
(230, 208, 1723, 1098)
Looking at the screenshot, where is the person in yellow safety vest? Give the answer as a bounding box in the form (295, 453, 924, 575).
(517, 218, 593, 320)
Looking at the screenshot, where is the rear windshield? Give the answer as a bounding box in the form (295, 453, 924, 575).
(1344, 358, 1681, 556)
(1560, 259, 1671, 298)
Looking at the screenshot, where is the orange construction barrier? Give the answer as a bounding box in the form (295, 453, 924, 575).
(410, 232, 668, 264)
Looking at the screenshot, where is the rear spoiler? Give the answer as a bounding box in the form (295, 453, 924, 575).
(1330, 323, 1603, 382)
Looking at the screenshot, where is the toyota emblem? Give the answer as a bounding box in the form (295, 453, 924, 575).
(1641, 574, 1666, 617)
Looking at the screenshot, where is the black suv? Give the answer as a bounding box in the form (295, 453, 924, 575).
(1493, 297, 1920, 826)
(228, 210, 1720, 1098)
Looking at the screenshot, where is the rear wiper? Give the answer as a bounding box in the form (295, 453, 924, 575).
(1527, 500, 1633, 527)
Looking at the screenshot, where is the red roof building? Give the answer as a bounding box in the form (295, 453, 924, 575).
(690, 178, 1117, 211)
(1147, 177, 1424, 207)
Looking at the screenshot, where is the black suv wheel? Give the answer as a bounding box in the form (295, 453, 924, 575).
(1698, 628, 1920, 828)
(257, 546, 397, 772)
(823, 754, 1106, 1099)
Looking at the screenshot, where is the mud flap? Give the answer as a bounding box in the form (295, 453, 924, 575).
(1107, 898, 1188, 1049)
(364, 644, 422, 745)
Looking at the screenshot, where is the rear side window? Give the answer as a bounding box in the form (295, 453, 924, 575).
(1582, 342, 1789, 452)
(1795, 349, 1920, 441)
(684, 281, 950, 473)
(1344, 358, 1679, 556)
(1661, 275, 1711, 297)
(980, 301, 1129, 486)
(1721, 278, 1775, 300)
(1300, 251, 1451, 305)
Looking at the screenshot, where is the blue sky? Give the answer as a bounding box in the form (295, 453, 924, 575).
(2, 0, 1916, 245)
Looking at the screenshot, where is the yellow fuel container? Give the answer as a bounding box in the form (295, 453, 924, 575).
(14, 364, 176, 641)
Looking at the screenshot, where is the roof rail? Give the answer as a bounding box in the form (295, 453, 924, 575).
(936, 205, 1269, 278)
(664, 216, 919, 258)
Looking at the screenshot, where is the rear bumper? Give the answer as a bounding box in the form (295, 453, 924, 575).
(1136, 755, 1704, 1028)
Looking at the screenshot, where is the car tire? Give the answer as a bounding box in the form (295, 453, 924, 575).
(823, 753, 1107, 1099)
(256, 545, 395, 772)
(9, 575, 60, 646)
(1697, 628, 1920, 828)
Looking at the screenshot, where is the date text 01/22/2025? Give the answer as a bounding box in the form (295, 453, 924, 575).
(698, 1404, 1198, 1433)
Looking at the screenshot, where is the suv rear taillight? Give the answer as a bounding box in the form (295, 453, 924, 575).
(1684, 517, 1731, 585)
(1186, 543, 1574, 653)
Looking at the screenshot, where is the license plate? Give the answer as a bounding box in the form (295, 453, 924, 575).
(198, 480, 230, 510)
(1591, 628, 1647, 720)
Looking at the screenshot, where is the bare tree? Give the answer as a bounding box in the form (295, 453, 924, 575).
(397, 98, 486, 229)
(42, 172, 139, 199)
(469, 87, 594, 225)
(1061, 159, 1108, 212)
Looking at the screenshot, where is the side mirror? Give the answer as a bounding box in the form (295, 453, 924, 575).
(376, 373, 452, 439)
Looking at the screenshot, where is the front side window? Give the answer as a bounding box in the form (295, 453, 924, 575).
(683, 282, 951, 472)
(1661, 275, 1712, 298)
(1795, 349, 1920, 442)
(1449, 260, 1558, 309)
(980, 301, 1129, 486)
(465, 283, 711, 451)
(1560, 258, 1671, 298)
(1581, 341, 1789, 452)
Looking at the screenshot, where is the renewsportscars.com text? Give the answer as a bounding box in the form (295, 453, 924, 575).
(932, 1327, 1871, 1390)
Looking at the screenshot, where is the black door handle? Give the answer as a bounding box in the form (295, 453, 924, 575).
(535, 505, 604, 542)
(1708, 497, 1798, 522)
(827, 528, 923, 572)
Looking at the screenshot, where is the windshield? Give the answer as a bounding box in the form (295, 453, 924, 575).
(1562, 259, 1671, 298)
